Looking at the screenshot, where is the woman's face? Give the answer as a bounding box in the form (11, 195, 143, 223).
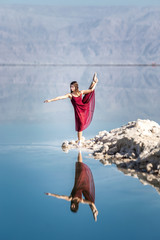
(70, 85, 75, 92)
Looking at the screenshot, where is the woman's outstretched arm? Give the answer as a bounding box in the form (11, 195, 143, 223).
(44, 93, 72, 103)
(45, 192, 72, 201)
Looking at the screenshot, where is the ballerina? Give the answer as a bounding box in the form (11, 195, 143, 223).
(45, 151, 98, 221)
(44, 73, 98, 144)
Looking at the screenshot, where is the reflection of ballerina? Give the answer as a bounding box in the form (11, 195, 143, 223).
(45, 151, 98, 221)
(44, 73, 98, 144)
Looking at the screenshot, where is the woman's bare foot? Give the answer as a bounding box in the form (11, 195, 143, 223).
(90, 203, 98, 221)
(93, 72, 98, 83)
(75, 140, 82, 146)
(89, 73, 98, 89)
(93, 209, 98, 222)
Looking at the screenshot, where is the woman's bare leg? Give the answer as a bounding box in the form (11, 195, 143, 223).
(78, 131, 83, 141)
(89, 73, 98, 89)
(77, 151, 82, 162)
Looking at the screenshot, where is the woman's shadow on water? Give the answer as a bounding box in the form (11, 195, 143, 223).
(45, 151, 98, 222)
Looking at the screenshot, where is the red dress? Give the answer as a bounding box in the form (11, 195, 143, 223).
(71, 162, 95, 203)
(71, 90, 95, 132)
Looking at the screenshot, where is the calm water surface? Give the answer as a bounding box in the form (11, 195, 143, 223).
(0, 143, 160, 240)
(0, 66, 160, 239)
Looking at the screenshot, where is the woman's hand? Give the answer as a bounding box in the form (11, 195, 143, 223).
(44, 100, 50, 103)
(44, 94, 70, 103)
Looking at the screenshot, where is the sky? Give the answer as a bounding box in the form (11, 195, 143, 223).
(0, 0, 160, 6)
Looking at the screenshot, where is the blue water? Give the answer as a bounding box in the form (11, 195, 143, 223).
(1, 66, 160, 239)
(0, 144, 160, 240)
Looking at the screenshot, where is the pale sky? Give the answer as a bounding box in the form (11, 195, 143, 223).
(0, 0, 160, 6)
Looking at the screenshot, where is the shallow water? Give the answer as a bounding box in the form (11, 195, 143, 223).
(1, 66, 160, 239)
(0, 144, 160, 240)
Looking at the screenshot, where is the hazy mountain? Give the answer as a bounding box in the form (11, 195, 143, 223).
(0, 5, 160, 64)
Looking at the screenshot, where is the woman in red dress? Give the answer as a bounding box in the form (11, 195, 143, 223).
(70, 154, 96, 216)
(44, 73, 98, 144)
(45, 151, 98, 221)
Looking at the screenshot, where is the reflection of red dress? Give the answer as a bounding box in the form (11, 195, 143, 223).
(71, 91, 95, 132)
(71, 162, 95, 203)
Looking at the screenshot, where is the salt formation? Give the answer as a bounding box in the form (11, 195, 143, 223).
(62, 119, 160, 176)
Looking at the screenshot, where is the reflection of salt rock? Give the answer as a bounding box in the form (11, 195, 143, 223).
(93, 152, 104, 159)
(62, 141, 69, 148)
(115, 152, 123, 158)
(61, 141, 70, 152)
(146, 163, 153, 172)
(147, 175, 153, 182)
(62, 148, 69, 153)
(100, 159, 111, 166)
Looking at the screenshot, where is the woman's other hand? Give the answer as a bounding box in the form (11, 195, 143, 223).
(44, 100, 49, 103)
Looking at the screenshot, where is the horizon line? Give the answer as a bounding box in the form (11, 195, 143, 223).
(0, 63, 159, 67)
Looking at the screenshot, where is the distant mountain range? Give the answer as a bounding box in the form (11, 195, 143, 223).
(0, 5, 160, 64)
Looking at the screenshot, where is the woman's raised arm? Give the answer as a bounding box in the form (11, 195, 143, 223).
(44, 93, 72, 103)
